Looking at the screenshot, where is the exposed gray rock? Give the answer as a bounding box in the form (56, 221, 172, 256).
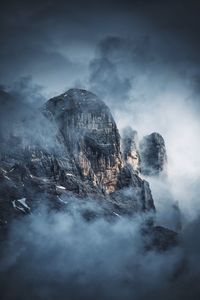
(140, 132, 167, 176)
(0, 89, 154, 217)
(44, 89, 155, 214)
(0, 88, 176, 251)
(46, 88, 122, 193)
(142, 225, 178, 251)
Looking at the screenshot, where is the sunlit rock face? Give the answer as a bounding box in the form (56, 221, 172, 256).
(44, 89, 155, 215)
(140, 132, 167, 176)
(46, 89, 122, 193)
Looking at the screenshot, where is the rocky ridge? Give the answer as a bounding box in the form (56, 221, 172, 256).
(0, 88, 175, 249)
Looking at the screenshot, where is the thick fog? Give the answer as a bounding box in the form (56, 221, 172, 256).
(88, 35, 200, 228)
(0, 47, 200, 299)
(1, 0, 200, 299)
(1, 198, 200, 300)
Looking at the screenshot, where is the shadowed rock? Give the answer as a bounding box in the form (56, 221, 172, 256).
(0, 88, 176, 251)
(140, 132, 167, 176)
(46, 89, 122, 193)
(121, 126, 140, 173)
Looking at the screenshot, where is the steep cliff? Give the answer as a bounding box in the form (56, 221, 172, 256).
(0, 88, 176, 249)
(45, 89, 122, 193)
(44, 89, 155, 214)
(121, 126, 140, 173)
(140, 132, 167, 176)
(121, 128, 167, 177)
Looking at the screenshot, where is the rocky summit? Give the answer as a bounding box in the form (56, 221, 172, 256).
(46, 89, 122, 193)
(0, 88, 176, 249)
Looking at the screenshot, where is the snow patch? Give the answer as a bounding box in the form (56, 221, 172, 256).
(17, 198, 30, 210)
(113, 212, 121, 218)
(56, 185, 66, 190)
(65, 173, 74, 177)
(57, 196, 67, 204)
(12, 198, 30, 213)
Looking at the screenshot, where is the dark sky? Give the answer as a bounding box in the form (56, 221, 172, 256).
(1, 0, 200, 96)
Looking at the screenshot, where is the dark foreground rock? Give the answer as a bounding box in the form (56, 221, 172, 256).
(142, 225, 178, 251)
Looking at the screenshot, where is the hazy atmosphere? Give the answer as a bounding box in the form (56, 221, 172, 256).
(0, 0, 200, 299)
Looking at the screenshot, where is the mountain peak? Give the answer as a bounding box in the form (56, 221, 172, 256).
(46, 88, 108, 116)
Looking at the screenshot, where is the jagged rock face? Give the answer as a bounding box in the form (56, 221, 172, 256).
(121, 127, 140, 173)
(46, 89, 122, 193)
(140, 132, 167, 176)
(0, 88, 177, 251)
(0, 89, 163, 228)
(115, 164, 155, 214)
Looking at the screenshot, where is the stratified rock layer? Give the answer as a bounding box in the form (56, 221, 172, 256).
(46, 89, 122, 193)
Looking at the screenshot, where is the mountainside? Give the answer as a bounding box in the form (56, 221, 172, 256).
(0, 88, 175, 249)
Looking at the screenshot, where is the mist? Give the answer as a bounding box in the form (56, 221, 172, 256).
(1, 197, 200, 300)
(0, 33, 200, 299)
(0, 32, 200, 300)
(87, 35, 200, 228)
(1, 1, 200, 299)
(0, 201, 186, 300)
(0, 77, 64, 153)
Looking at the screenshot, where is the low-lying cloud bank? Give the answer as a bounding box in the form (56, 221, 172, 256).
(0, 200, 200, 300)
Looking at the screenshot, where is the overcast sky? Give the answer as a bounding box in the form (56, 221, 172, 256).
(1, 0, 200, 97)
